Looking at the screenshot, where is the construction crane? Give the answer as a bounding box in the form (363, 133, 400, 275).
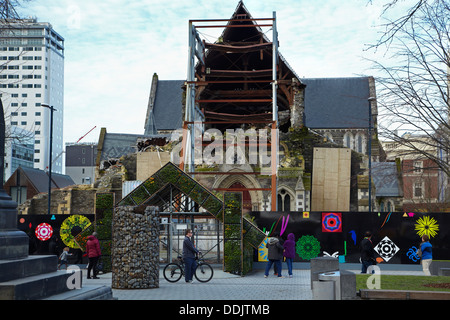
(75, 126, 96, 143)
(45, 126, 97, 172)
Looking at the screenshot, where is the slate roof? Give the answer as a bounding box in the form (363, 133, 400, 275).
(371, 162, 403, 197)
(99, 132, 142, 161)
(20, 166, 75, 192)
(144, 77, 372, 131)
(144, 80, 184, 135)
(302, 77, 371, 129)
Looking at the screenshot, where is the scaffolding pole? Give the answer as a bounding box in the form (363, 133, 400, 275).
(181, 13, 279, 211)
(271, 11, 279, 211)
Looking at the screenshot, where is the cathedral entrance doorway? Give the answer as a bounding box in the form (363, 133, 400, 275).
(229, 182, 252, 212)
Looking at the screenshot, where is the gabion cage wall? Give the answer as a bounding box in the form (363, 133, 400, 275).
(112, 206, 160, 289)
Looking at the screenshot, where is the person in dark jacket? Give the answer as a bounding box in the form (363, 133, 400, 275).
(273, 233, 284, 275)
(283, 233, 296, 277)
(264, 236, 284, 278)
(183, 229, 199, 283)
(86, 232, 101, 279)
(360, 231, 376, 273)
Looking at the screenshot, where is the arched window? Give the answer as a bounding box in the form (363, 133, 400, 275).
(277, 188, 292, 212)
(343, 132, 353, 149)
(357, 135, 363, 153)
(283, 194, 291, 211)
(380, 200, 394, 212)
(386, 201, 392, 212)
(355, 132, 366, 154)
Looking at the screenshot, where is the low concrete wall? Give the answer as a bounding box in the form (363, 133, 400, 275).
(360, 289, 450, 300)
(310, 257, 357, 300)
(430, 261, 450, 276)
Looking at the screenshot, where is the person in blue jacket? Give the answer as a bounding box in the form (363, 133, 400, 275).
(420, 235, 433, 276)
(183, 229, 199, 283)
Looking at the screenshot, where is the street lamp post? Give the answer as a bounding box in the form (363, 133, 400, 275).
(367, 97, 376, 213)
(41, 104, 56, 215)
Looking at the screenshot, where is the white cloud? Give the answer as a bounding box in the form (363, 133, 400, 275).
(18, 0, 392, 143)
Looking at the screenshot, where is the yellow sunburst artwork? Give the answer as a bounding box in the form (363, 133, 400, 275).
(414, 216, 439, 238)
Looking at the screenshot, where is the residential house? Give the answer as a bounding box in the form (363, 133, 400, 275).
(4, 166, 74, 205)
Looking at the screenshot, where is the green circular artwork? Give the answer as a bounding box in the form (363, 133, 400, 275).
(296, 235, 321, 260)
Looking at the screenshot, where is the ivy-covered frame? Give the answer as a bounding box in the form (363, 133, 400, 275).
(223, 192, 243, 275)
(117, 162, 223, 218)
(74, 192, 114, 272)
(115, 162, 266, 275)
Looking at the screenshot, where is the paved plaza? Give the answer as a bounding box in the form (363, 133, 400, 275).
(89, 268, 313, 300)
(78, 263, 423, 301)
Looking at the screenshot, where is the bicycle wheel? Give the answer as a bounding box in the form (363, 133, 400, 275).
(163, 263, 183, 283)
(195, 262, 214, 282)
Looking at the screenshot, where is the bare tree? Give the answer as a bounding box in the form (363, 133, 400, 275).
(0, 0, 37, 141)
(368, 0, 429, 50)
(0, 0, 30, 20)
(368, 0, 449, 180)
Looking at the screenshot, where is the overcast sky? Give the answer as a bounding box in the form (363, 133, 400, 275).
(17, 0, 409, 144)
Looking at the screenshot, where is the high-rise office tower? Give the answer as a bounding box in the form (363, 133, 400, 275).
(0, 18, 64, 174)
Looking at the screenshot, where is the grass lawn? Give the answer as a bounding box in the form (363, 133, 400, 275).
(356, 274, 450, 292)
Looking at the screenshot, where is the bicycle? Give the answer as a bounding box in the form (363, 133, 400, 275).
(163, 253, 214, 283)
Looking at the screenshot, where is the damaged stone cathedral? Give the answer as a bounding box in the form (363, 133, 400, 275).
(95, 1, 396, 215)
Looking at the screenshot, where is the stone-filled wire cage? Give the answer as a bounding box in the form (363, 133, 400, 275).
(111, 206, 160, 289)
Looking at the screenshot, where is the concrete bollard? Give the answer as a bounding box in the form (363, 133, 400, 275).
(310, 257, 339, 289)
(312, 280, 335, 300)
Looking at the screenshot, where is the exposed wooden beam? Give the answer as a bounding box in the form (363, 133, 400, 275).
(189, 18, 274, 23)
(197, 99, 272, 103)
(207, 69, 272, 78)
(195, 24, 273, 29)
(210, 89, 272, 98)
(205, 110, 272, 120)
(204, 42, 272, 53)
(187, 80, 273, 85)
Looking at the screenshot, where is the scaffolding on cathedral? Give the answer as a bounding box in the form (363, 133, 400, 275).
(180, 3, 280, 210)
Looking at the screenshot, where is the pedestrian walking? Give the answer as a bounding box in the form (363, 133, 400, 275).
(420, 235, 433, 276)
(264, 235, 284, 278)
(360, 231, 376, 273)
(86, 232, 101, 279)
(58, 247, 72, 270)
(283, 233, 296, 277)
(183, 229, 199, 283)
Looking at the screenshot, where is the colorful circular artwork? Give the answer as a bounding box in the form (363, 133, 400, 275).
(60, 215, 92, 249)
(374, 236, 399, 262)
(35, 223, 53, 241)
(322, 212, 342, 232)
(296, 235, 321, 261)
(415, 216, 439, 238)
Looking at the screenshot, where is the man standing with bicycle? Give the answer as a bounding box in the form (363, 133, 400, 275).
(183, 229, 199, 283)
